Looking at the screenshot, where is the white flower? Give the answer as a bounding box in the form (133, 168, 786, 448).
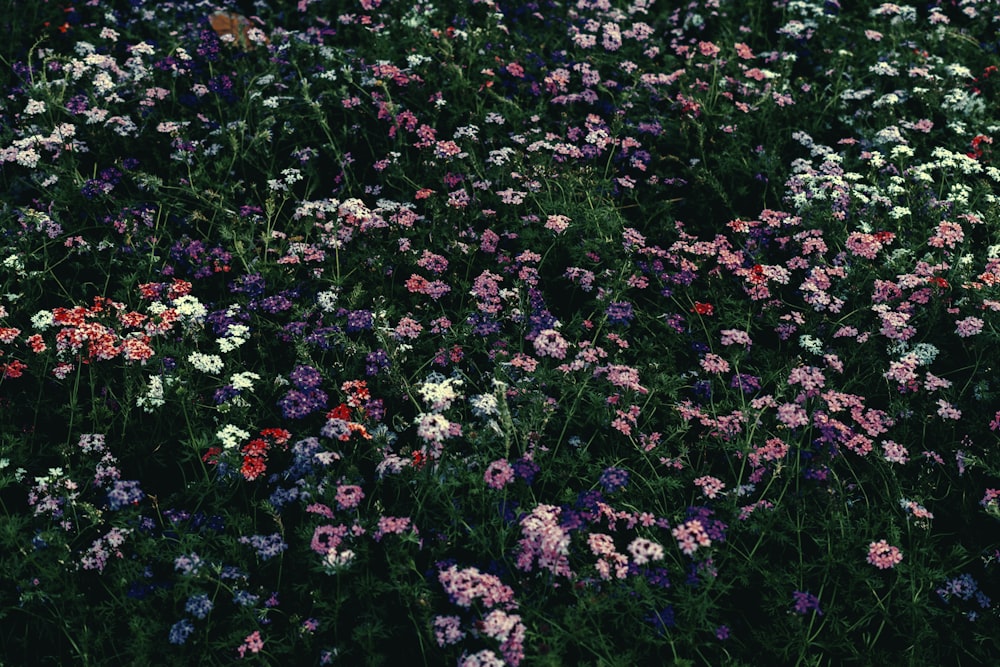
(188, 352, 224, 374)
(323, 548, 355, 572)
(417, 375, 464, 411)
(218, 324, 249, 353)
(910, 343, 939, 366)
(230, 371, 260, 391)
(627, 537, 665, 565)
(24, 99, 47, 115)
(469, 393, 499, 418)
(416, 413, 454, 443)
(136, 375, 165, 412)
(173, 295, 207, 322)
(798, 335, 824, 355)
(130, 41, 155, 56)
(31, 310, 54, 330)
(317, 290, 339, 312)
(216, 424, 250, 449)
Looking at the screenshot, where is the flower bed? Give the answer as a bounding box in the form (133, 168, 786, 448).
(1, 1, 998, 664)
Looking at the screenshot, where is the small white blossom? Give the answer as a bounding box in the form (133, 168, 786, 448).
(136, 375, 165, 412)
(31, 310, 55, 330)
(188, 352, 224, 374)
(798, 334, 824, 356)
(173, 295, 207, 322)
(217, 424, 250, 449)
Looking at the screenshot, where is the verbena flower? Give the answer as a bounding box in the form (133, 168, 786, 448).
(866, 540, 903, 569)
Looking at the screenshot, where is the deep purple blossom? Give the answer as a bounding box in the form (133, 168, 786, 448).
(345, 309, 374, 333)
(289, 364, 322, 389)
(598, 467, 629, 493)
(278, 387, 328, 419)
(605, 301, 634, 326)
(792, 590, 823, 615)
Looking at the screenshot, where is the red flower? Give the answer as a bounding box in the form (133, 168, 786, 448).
(327, 403, 352, 421)
(260, 427, 291, 446)
(691, 302, 714, 316)
(241, 455, 267, 481)
(412, 450, 428, 470)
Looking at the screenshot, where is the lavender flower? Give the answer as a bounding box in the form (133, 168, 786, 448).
(185, 594, 214, 620)
(168, 619, 195, 645)
(239, 533, 288, 561)
(106, 480, 144, 510)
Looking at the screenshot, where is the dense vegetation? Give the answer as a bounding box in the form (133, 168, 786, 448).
(1, 1, 999, 664)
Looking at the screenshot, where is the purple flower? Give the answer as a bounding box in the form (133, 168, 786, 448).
(645, 606, 675, 635)
(260, 294, 293, 313)
(289, 364, 322, 389)
(278, 387, 328, 419)
(321, 418, 351, 440)
(185, 594, 213, 619)
(598, 466, 629, 493)
(792, 590, 823, 615)
(513, 457, 539, 484)
(168, 619, 194, 645)
(605, 301, 634, 326)
(214, 384, 240, 405)
(107, 480, 144, 510)
(232, 589, 259, 607)
(365, 348, 390, 376)
(239, 533, 288, 561)
(229, 273, 266, 297)
(345, 309, 374, 333)
(730, 373, 761, 394)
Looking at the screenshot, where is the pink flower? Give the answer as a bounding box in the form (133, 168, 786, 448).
(438, 565, 517, 610)
(694, 475, 726, 499)
(734, 42, 754, 59)
(719, 328, 752, 348)
(672, 519, 712, 555)
(544, 214, 571, 234)
(588, 533, 628, 580)
(698, 40, 721, 58)
(374, 516, 413, 542)
(928, 221, 964, 249)
(310, 524, 347, 555)
(700, 353, 730, 374)
(936, 400, 962, 420)
(866, 540, 903, 569)
(335, 484, 364, 510)
(237, 630, 263, 658)
(516, 504, 573, 578)
(776, 402, 809, 429)
(533, 328, 569, 359)
(433, 615, 465, 646)
(881, 440, 909, 464)
(484, 459, 515, 490)
(787, 365, 826, 394)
